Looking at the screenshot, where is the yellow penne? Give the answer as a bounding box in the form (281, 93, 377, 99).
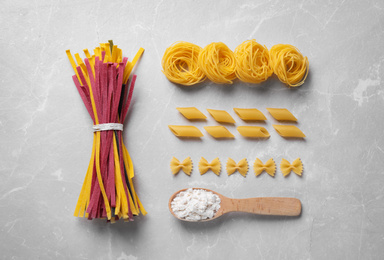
(272, 125, 305, 138)
(233, 108, 267, 121)
(267, 108, 297, 121)
(237, 126, 270, 138)
(207, 109, 235, 124)
(168, 125, 203, 137)
(204, 126, 234, 138)
(176, 107, 207, 120)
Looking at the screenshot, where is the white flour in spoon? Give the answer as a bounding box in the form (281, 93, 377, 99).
(171, 188, 221, 221)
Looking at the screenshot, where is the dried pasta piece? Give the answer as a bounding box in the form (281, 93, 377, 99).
(207, 109, 235, 124)
(161, 42, 206, 86)
(198, 42, 237, 84)
(233, 108, 267, 121)
(280, 158, 303, 177)
(266, 108, 297, 121)
(204, 126, 234, 138)
(176, 107, 207, 120)
(170, 157, 193, 175)
(226, 158, 249, 177)
(168, 125, 203, 137)
(254, 158, 276, 177)
(272, 125, 305, 138)
(234, 40, 273, 83)
(269, 44, 309, 87)
(237, 126, 270, 138)
(198, 157, 221, 175)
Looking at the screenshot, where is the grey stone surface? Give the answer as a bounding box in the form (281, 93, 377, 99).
(1, 0, 384, 259)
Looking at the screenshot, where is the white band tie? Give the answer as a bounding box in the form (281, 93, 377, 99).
(93, 123, 123, 132)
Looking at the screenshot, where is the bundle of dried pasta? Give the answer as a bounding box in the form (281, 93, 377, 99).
(66, 41, 146, 222)
(162, 41, 206, 86)
(198, 42, 237, 84)
(269, 44, 309, 87)
(234, 40, 273, 83)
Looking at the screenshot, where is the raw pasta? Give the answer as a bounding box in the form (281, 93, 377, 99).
(168, 125, 204, 137)
(198, 157, 221, 175)
(254, 158, 276, 177)
(204, 126, 234, 138)
(280, 158, 303, 176)
(226, 158, 249, 177)
(266, 108, 297, 121)
(269, 44, 309, 87)
(176, 107, 207, 120)
(234, 40, 273, 83)
(272, 125, 305, 138)
(237, 126, 270, 138)
(170, 157, 193, 175)
(207, 109, 236, 124)
(161, 41, 206, 86)
(233, 108, 267, 121)
(198, 42, 237, 84)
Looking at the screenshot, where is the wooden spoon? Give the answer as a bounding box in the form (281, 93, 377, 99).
(169, 188, 301, 222)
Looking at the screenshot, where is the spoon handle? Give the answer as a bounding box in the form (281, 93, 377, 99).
(223, 197, 301, 216)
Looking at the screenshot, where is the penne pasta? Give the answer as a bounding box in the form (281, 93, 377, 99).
(168, 125, 204, 137)
(267, 108, 297, 121)
(207, 109, 235, 124)
(204, 126, 234, 138)
(272, 125, 305, 138)
(233, 108, 267, 121)
(176, 107, 207, 120)
(237, 126, 270, 138)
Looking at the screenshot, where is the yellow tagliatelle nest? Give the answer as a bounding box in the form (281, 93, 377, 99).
(269, 44, 309, 87)
(161, 41, 206, 86)
(198, 42, 237, 84)
(234, 40, 273, 83)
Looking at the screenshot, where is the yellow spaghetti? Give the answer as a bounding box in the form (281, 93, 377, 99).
(269, 44, 309, 87)
(161, 41, 206, 86)
(234, 40, 273, 83)
(198, 42, 237, 84)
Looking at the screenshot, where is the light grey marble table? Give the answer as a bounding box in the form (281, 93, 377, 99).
(1, 0, 384, 259)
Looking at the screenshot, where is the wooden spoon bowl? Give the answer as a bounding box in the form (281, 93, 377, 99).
(169, 188, 301, 222)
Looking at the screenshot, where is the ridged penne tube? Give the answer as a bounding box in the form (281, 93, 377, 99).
(207, 109, 235, 124)
(204, 126, 234, 138)
(272, 125, 305, 138)
(176, 107, 207, 120)
(237, 126, 270, 138)
(266, 108, 297, 121)
(233, 108, 267, 121)
(168, 125, 204, 137)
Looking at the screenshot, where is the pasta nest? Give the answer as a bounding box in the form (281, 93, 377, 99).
(269, 44, 309, 87)
(198, 42, 237, 84)
(161, 41, 206, 86)
(234, 40, 273, 84)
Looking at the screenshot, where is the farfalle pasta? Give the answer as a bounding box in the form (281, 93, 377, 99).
(254, 158, 276, 177)
(176, 107, 207, 120)
(280, 158, 303, 176)
(272, 125, 305, 138)
(170, 157, 193, 175)
(204, 126, 234, 138)
(234, 40, 273, 83)
(237, 126, 270, 138)
(207, 109, 236, 124)
(198, 42, 237, 84)
(198, 157, 221, 175)
(267, 108, 297, 121)
(233, 108, 267, 121)
(161, 41, 206, 86)
(226, 158, 249, 177)
(168, 125, 204, 137)
(270, 44, 309, 87)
